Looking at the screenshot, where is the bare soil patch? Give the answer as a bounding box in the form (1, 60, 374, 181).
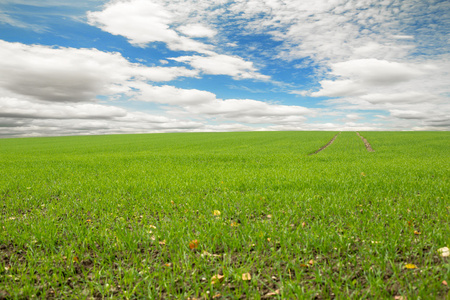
(356, 132, 374, 152)
(309, 133, 340, 155)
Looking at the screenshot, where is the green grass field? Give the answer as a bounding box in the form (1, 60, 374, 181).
(1, 131, 449, 299)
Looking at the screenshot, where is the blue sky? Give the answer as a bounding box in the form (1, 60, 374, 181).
(0, 0, 449, 137)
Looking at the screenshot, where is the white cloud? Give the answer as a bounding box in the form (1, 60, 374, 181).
(392, 35, 414, 40)
(312, 55, 450, 132)
(178, 24, 217, 38)
(344, 114, 362, 121)
(226, 0, 418, 62)
(190, 123, 260, 132)
(88, 0, 178, 45)
(360, 92, 440, 104)
(168, 98, 314, 126)
(0, 41, 197, 103)
(0, 97, 127, 119)
(134, 67, 199, 82)
(128, 83, 314, 125)
(130, 83, 217, 105)
(0, 41, 128, 102)
(312, 80, 364, 97)
(330, 59, 424, 86)
(312, 59, 428, 97)
(87, 0, 214, 53)
(389, 109, 428, 120)
(88, 0, 270, 81)
(192, 99, 311, 118)
(0, 97, 206, 138)
(170, 54, 269, 80)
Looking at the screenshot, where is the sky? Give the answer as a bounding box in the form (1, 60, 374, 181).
(0, 0, 449, 138)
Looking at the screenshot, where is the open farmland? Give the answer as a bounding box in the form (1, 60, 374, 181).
(0, 131, 449, 299)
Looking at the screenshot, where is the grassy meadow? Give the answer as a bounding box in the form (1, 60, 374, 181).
(0, 131, 449, 299)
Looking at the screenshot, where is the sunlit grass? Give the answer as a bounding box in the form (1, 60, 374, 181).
(1, 131, 449, 298)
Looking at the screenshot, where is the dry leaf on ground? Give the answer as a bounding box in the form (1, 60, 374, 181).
(201, 250, 220, 258)
(211, 274, 224, 284)
(299, 263, 308, 268)
(437, 247, 449, 257)
(265, 289, 280, 296)
(189, 239, 199, 250)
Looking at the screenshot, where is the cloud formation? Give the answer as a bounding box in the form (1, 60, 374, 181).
(1, 0, 449, 137)
(88, 0, 210, 52)
(0, 40, 197, 103)
(0, 39, 314, 137)
(312, 59, 426, 97)
(88, 0, 269, 80)
(170, 55, 269, 80)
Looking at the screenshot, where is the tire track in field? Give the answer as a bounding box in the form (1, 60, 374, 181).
(356, 132, 374, 152)
(309, 132, 340, 155)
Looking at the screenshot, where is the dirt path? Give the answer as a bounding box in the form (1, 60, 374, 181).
(356, 132, 374, 152)
(309, 132, 340, 155)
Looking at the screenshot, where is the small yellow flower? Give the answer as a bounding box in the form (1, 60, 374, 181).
(404, 263, 417, 269)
